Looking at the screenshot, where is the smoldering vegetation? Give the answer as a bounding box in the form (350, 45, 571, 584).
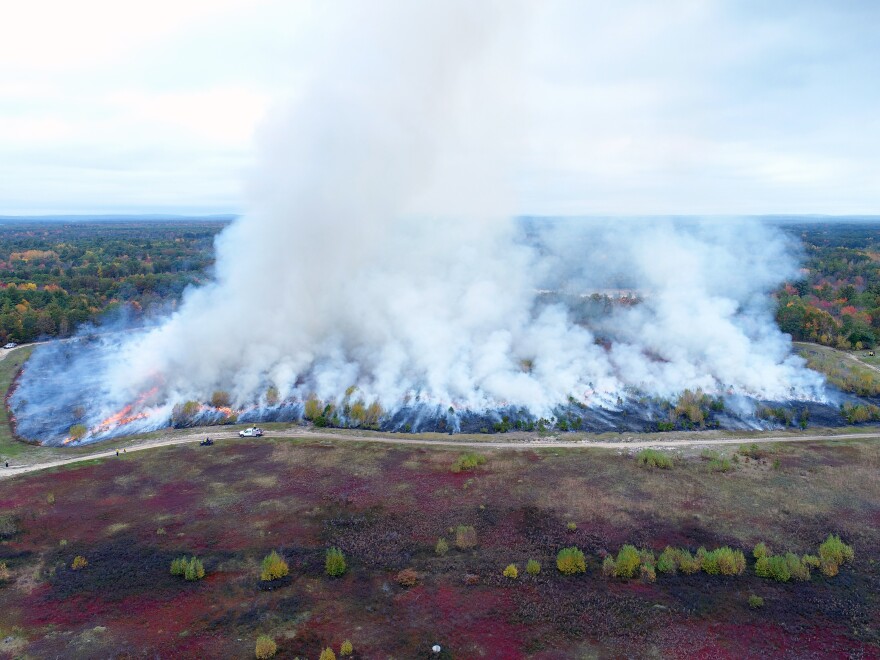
(3, 2, 850, 445)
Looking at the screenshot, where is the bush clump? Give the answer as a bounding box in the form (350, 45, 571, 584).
(395, 568, 419, 587)
(635, 448, 673, 469)
(340, 640, 353, 656)
(753, 542, 770, 560)
(556, 547, 586, 575)
(71, 555, 88, 570)
(748, 594, 764, 609)
(68, 424, 87, 441)
(698, 546, 746, 576)
(451, 453, 487, 473)
(255, 635, 277, 659)
(526, 559, 541, 576)
(819, 534, 854, 576)
(454, 525, 478, 550)
(755, 552, 810, 582)
(325, 547, 347, 577)
(171, 556, 205, 581)
(0, 561, 10, 581)
(435, 537, 449, 556)
(260, 551, 289, 581)
(319, 648, 336, 660)
(503, 563, 519, 579)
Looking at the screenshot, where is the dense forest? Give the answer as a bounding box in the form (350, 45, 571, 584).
(775, 222, 880, 349)
(0, 220, 227, 344)
(1, 218, 879, 350)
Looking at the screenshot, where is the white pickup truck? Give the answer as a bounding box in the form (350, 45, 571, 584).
(238, 426, 264, 437)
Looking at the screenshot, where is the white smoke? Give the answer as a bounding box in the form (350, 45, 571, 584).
(97, 1, 823, 423)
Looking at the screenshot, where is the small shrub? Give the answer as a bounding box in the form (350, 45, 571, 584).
(210, 390, 231, 408)
(261, 551, 289, 581)
(319, 648, 336, 660)
(170, 557, 187, 576)
(601, 555, 616, 577)
(526, 559, 541, 576)
(325, 547, 347, 577)
(566, 521, 577, 532)
(46, 493, 55, 505)
(802, 554, 821, 569)
(636, 449, 673, 469)
(503, 564, 518, 579)
(71, 555, 88, 570)
(59, 539, 67, 547)
(69, 424, 87, 441)
(818, 534, 854, 574)
(340, 640, 353, 656)
(451, 453, 487, 473)
(677, 549, 702, 575)
(395, 568, 419, 587)
(748, 594, 764, 609)
(255, 635, 277, 659)
(0, 561, 9, 580)
(640, 563, 656, 582)
(700, 547, 745, 576)
(708, 457, 733, 473)
(755, 554, 793, 582)
(435, 537, 449, 556)
(786, 552, 810, 581)
(454, 525, 477, 550)
(613, 545, 641, 579)
(303, 394, 323, 420)
(156, 527, 166, 536)
(753, 542, 770, 560)
(185, 557, 205, 581)
(739, 443, 763, 459)
(556, 547, 586, 575)
(657, 547, 678, 574)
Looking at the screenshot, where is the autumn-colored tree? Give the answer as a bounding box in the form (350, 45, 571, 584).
(255, 635, 277, 659)
(261, 551, 289, 581)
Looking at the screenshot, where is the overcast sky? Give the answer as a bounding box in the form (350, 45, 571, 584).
(1, 0, 878, 216)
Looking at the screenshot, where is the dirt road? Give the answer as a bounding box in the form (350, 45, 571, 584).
(2, 425, 879, 480)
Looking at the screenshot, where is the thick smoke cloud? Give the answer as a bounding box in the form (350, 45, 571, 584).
(11, 1, 827, 444)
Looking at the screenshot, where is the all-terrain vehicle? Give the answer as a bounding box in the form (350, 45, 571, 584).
(199, 438, 214, 446)
(238, 427, 264, 437)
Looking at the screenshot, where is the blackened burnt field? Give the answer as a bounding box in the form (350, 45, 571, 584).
(1, 437, 879, 659)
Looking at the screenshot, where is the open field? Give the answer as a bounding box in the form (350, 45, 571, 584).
(0, 435, 878, 658)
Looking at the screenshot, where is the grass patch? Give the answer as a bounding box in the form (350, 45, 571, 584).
(635, 449, 673, 469)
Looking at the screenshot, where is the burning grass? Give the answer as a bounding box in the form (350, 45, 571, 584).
(0, 437, 878, 657)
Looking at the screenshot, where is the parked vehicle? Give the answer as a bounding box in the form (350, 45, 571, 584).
(238, 427, 264, 437)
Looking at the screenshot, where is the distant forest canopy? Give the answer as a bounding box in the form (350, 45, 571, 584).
(1, 218, 880, 349)
(0, 221, 228, 343)
(775, 222, 880, 350)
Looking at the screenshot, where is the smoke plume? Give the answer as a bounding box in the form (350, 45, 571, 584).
(11, 2, 828, 444)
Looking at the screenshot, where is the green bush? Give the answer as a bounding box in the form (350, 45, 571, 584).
(451, 453, 487, 473)
(340, 640, 353, 656)
(699, 547, 745, 576)
(170, 556, 187, 576)
(613, 545, 641, 578)
(184, 557, 205, 581)
(657, 547, 678, 574)
(818, 534, 854, 569)
(526, 559, 541, 576)
(748, 594, 764, 609)
(435, 537, 449, 556)
(635, 449, 673, 469)
(503, 564, 518, 579)
(601, 555, 616, 577)
(325, 547, 347, 577)
(802, 554, 821, 569)
(260, 551, 289, 581)
(556, 547, 587, 575)
(753, 542, 770, 560)
(754, 553, 806, 582)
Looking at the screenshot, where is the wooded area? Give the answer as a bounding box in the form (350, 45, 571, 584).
(0, 220, 226, 343)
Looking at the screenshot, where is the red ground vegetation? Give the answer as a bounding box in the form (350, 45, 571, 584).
(0, 438, 878, 657)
